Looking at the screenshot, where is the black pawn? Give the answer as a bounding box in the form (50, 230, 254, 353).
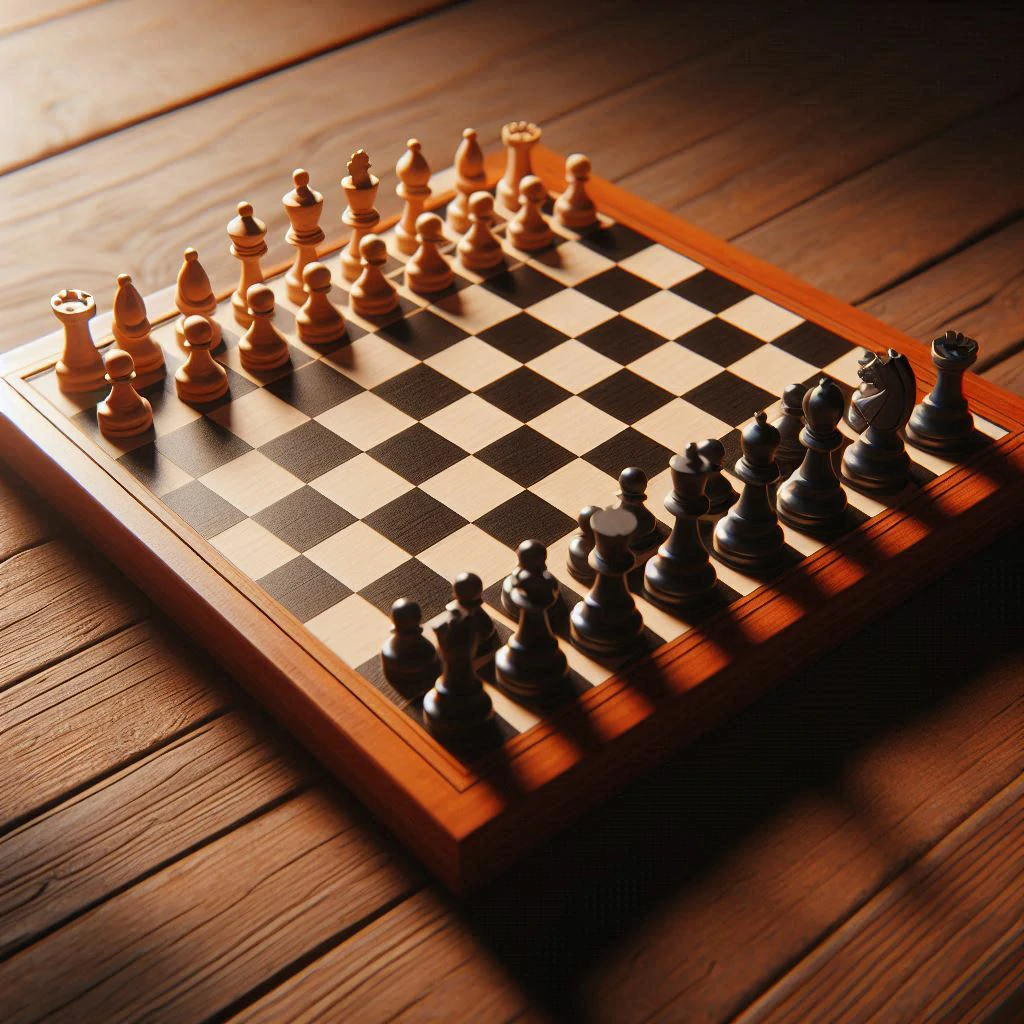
(643, 443, 718, 608)
(422, 606, 494, 746)
(713, 411, 784, 570)
(380, 598, 441, 699)
(841, 348, 916, 494)
(617, 466, 664, 559)
(697, 438, 738, 515)
(496, 540, 570, 700)
(777, 377, 848, 534)
(772, 382, 807, 478)
(567, 504, 599, 585)
(906, 329, 979, 454)
(449, 571, 499, 663)
(570, 507, 645, 658)
(502, 542, 567, 631)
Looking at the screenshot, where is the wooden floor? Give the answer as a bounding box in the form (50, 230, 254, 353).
(1, 2, 1023, 1020)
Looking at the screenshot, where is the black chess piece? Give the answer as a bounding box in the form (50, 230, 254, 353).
(567, 504, 599, 585)
(841, 348, 916, 494)
(616, 466, 664, 560)
(772, 382, 807, 478)
(449, 571, 499, 662)
(422, 606, 495, 746)
(495, 540, 570, 700)
(570, 506, 645, 658)
(643, 443, 719, 607)
(906, 329, 979, 454)
(776, 377, 848, 534)
(697, 437, 739, 515)
(502, 541, 568, 630)
(713, 411, 785, 570)
(380, 598, 441, 698)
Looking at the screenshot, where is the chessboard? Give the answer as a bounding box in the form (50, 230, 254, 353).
(2, 135, 1023, 893)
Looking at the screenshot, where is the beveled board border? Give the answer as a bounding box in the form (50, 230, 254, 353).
(2, 146, 1022, 891)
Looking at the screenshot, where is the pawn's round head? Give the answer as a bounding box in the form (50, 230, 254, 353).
(697, 437, 725, 469)
(618, 466, 648, 497)
(116, 272, 133, 288)
(453, 571, 482, 604)
(566, 153, 591, 180)
(462, 127, 477, 141)
(103, 348, 136, 381)
(183, 247, 199, 264)
(391, 597, 422, 631)
(246, 283, 275, 315)
(292, 168, 310, 189)
(415, 212, 445, 243)
(517, 539, 547, 572)
(578, 503, 599, 532)
(359, 234, 387, 264)
(182, 315, 214, 349)
(302, 261, 332, 292)
(782, 382, 807, 412)
(237, 201, 254, 218)
(519, 174, 546, 205)
(468, 191, 494, 220)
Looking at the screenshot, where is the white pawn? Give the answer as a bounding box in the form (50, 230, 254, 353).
(405, 213, 454, 295)
(239, 284, 290, 372)
(507, 175, 554, 252)
(447, 128, 486, 234)
(395, 139, 431, 256)
(349, 235, 399, 317)
(457, 192, 504, 272)
(174, 248, 221, 348)
(112, 273, 165, 376)
(297, 262, 347, 346)
(554, 153, 598, 230)
(97, 349, 153, 439)
(175, 315, 228, 405)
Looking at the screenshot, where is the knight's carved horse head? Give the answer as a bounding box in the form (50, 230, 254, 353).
(848, 348, 916, 434)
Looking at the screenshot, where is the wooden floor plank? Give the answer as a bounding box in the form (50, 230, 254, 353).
(0, 788, 418, 1024)
(0, 464, 57, 561)
(736, 776, 1024, 1023)
(232, 890, 542, 1024)
(0, 0, 109, 38)
(735, 95, 1024, 306)
(0, 620, 234, 830)
(985, 352, 1024, 397)
(612, 6, 1024, 239)
(0, 0, 773, 353)
(0, 0, 457, 174)
(0, 709, 309, 958)
(0, 540, 142, 688)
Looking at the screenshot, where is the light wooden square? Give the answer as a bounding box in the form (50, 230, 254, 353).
(421, 394, 519, 454)
(728, 344, 818, 400)
(527, 339, 619, 393)
(316, 391, 415, 451)
(322, 332, 419, 389)
(135, 451, 195, 497)
(634, 399, 731, 453)
(823, 347, 868, 389)
(718, 295, 803, 342)
(209, 518, 299, 579)
(310, 452, 413, 518)
(418, 523, 513, 587)
(419, 456, 523, 522)
(430, 284, 519, 334)
(618, 244, 704, 288)
(628, 342, 722, 395)
(529, 458, 618, 517)
(425, 336, 520, 391)
(622, 291, 714, 340)
(528, 396, 626, 456)
(527, 290, 616, 338)
(526, 240, 615, 287)
(200, 450, 303, 516)
(306, 593, 393, 668)
(305, 520, 409, 591)
(208, 387, 310, 448)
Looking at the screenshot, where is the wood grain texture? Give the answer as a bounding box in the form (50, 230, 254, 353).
(0, 540, 143, 687)
(0, 710, 309, 958)
(0, 464, 56, 560)
(0, 620, 234, 829)
(232, 891, 541, 1024)
(0, 788, 418, 1023)
(0, 0, 456, 173)
(736, 777, 1024, 1023)
(0, 0, 772, 353)
(0, 0, 109, 38)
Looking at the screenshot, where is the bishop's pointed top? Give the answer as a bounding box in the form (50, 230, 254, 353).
(396, 138, 431, 188)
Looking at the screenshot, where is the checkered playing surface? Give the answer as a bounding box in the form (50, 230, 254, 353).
(31, 191, 1007, 740)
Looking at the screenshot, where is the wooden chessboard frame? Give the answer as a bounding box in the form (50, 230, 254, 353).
(2, 145, 1023, 893)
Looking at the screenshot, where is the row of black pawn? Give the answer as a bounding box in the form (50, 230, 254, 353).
(383, 331, 981, 748)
